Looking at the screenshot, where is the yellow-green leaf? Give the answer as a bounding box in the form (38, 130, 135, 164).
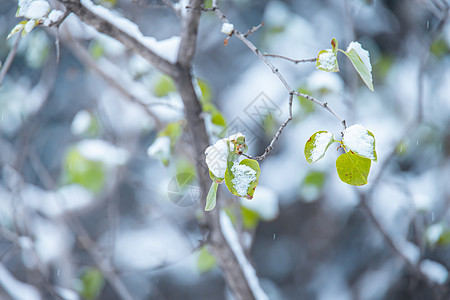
(7, 21, 27, 39)
(304, 131, 335, 164)
(336, 152, 371, 186)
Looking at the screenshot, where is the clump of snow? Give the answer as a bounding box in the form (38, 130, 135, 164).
(425, 223, 444, 245)
(310, 132, 333, 163)
(71, 110, 92, 135)
(205, 132, 244, 179)
(347, 41, 372, 72)
(231, 163, 257, 197)
(396, 240, 420, 264)
(420, 259, 448, 284)
(317, 51, 336, 71)
(342, 124, 375, 160)
(24, 20, 36, 33)
(44, 9, 64, 25)
(18, 0, 50, 20)
(221, 23, 234, 35)
(76, 139, 129, 166)
(240, 186, 279, 220)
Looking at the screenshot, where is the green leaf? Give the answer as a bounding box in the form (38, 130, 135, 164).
(197, 246, 216, 273)
(316, 50, 339, 72)
(158, 121, 182, 147)
(205, 181, 218, 211)
(7, 21, 26, 39)
(331, 37, 338, 55)
(211, 110, 226, 127)
(300, 170, 326, 202)
(153, 75, 176, 97)
(79, 268, 105, 300)
(241, 206, 260, 229)
(336, 152, 371, 186)
(342, 47, 374, 91)
(304, 131, 335, 164)
(197, 78, 212, 105)
(225, 159, 260, 199)
(64, 148, 105, 192)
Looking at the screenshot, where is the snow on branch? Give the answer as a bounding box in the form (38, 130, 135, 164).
(59, 0, 178, 76)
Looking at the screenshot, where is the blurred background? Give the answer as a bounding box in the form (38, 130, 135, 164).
(0, 0, 450, 299)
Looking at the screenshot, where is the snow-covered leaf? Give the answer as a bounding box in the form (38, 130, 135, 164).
(205, 132, 245, 179)
(342, 124, 377, 161)
(343, 41, 374, 91)
(336, 152, 371, 186)
(305, 131, 335, 163)
(225, 159, 260, 199)
(7, 21, 27, 39)
(316, 49, 339, 72)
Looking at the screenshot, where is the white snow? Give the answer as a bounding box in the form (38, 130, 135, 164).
(205, 132, 245, 179)
(80, 0, 180, 63)
(420, 260, 448, 284)
(18, 0, 50, 20)
(425, 223, 444, 245)
(33, 218, 73, 264)
(317, 51, 336, 71)
(240, 186, 279, 220)
(71, 110, 92, 135)
(220, 212, 269, 300)
(0, 263, 41, 300)
(76, 139, 129, 166)
(342, 124, 375, 160)
(231, 163, 257, 197)
(24, 19, 36, 33)
(43, 10, 64, 26)
(347, 41, 372, 72)
(396, 240, 420, 264)
(221, 23, 234, 35)
(310, 132, 333, 163)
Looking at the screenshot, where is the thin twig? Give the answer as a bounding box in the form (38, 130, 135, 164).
(243, 93, 294, 161)
(263, 53, 316, 64)
(0, 33, 22, 87)
(243, 22, 264, 37)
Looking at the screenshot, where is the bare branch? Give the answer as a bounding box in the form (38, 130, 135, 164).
(0, 33, 22, 87)
(59, 0, 178, 76)
(177, 0, 203, 67)
(263, 53, 317, 64)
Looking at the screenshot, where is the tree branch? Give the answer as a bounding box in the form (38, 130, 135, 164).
(177, 0, 203, 67)
(263, 53, 317, 64)
(0, 33, 21, 87)
(59, 0, 178, 76)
